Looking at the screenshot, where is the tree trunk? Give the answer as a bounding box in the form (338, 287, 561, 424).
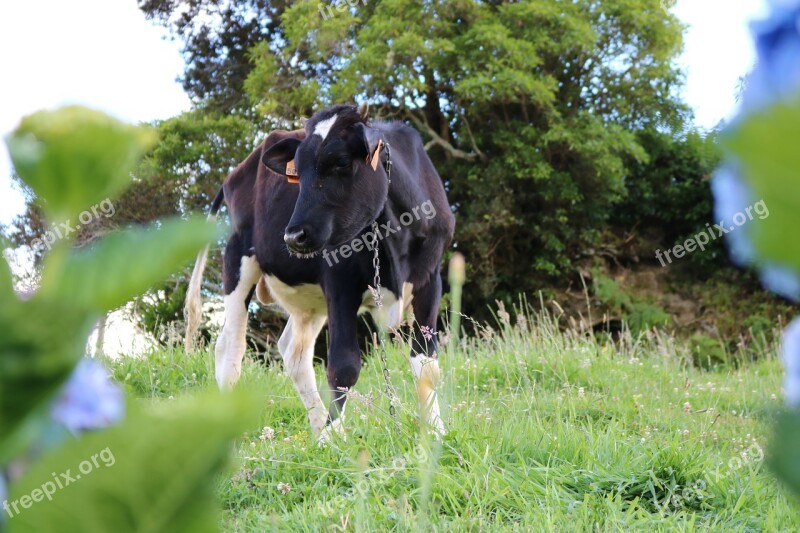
(95, 313, 107, 357)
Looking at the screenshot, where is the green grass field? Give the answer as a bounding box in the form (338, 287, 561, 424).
(107, 312, 800, 531)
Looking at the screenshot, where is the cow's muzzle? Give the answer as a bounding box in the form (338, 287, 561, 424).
(284, 226, 316, 256)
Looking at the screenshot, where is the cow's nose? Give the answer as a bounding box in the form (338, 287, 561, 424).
(284, 227, 309, 250)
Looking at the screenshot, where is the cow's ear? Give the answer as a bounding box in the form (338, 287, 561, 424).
(353, 123, 383, 168)
(358, 102, 369, 121)
(261, 137, 302, 176)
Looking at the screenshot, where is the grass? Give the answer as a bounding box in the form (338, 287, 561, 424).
(106, 309, 800, 531)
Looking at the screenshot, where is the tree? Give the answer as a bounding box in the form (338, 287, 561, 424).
(138, 0, 295, 115)
(5, 1, 699, 336)
(241, 0, 689, 310)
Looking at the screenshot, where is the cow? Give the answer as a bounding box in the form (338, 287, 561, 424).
(185, 103, 455, 442)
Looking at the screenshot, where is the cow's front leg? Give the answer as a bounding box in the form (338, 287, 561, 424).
(410, 270, 445, 436)
(318, 289, 362, 444)
(215, 236, 261, 389)
(278, 315, 328, 436)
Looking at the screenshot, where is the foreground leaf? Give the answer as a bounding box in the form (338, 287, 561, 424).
(8, 391, 259, 533)
(5, 106, 155, 222)
(39, 216, 220, 313)
(0, 298, 92, 463)
(724, 99, 800, 273)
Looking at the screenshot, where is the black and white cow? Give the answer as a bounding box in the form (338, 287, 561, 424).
(185, 103, 455, 442)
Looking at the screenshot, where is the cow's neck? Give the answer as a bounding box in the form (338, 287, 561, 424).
(370, 187, 415, 292)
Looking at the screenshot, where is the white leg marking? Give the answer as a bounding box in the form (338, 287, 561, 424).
(367, 288, 401, 328)
(317, 415, 345, 445)
(364, 282, 414, 329)
(313, 114, 338, 140)
(265, 276, 333, 437)
(215, 255, 261, 389)
(411, 355, 445, 437)
(401, 282, 414, 320)
(279, 315, 328, 436)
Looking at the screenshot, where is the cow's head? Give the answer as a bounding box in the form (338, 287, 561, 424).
(262, 103, 389, 257)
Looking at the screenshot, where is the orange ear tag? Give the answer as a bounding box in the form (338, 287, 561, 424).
(369, 138, 384, 171)
(286, 159, 299, 184)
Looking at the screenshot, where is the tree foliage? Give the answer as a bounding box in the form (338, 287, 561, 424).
(5, 0, 719, 332)
(612, 128, 724, 273)
(138, 0, 295, 114)
(241, 0, 690, 307)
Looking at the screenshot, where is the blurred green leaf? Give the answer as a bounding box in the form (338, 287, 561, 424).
(0, 297, 92, 463)
(769, 410, 800, 495)
(5, 106, 156, 222)
(8, 391, 259, 533)
(39, 216, 221, 313)
(724, 99, 800, 273)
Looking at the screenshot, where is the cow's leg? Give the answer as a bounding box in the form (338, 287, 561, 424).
(318, 289, 362, 443)
(215, 235, 261, 389)
(410, 270, 445, 436)
(278, 314, 328, 436)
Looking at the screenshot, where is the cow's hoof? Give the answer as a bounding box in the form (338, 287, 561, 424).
(215, 372, 239, 391)
(317, 418, 345, 446)
(309, 409, 329, 438)
(429, 417, 446, 439)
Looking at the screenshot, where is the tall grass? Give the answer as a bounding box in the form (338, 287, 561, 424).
(106, 301, 799, 531)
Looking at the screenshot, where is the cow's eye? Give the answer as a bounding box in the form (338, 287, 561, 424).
(334, 158, 350, 169)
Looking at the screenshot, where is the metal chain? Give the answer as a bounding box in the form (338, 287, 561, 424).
(369, 142, 399, 423)
(380, 340, 398, 421)
(368, 141, 392, 310)
(370, 221, 382, 309)
(384, 141, 392, 183)
(370, 222, 398, 422)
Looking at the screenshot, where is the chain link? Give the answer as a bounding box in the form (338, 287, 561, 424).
(384, 141, 392, 183)
(380, 340, 397, 421)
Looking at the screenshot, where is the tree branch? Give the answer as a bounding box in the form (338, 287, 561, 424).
(460, 110, 487, 161)
(410, 112, 486, 162)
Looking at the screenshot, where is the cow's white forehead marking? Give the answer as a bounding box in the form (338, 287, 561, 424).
(313, 114, 338, 139)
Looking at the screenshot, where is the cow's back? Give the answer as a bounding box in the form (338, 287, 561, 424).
(222, 144, 261, 233)
(222, 129, 305, 234)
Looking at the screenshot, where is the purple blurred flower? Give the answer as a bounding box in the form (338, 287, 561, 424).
(711, 165, 758, 265)
(782, 317, 800, 406)
(742, 1, 800, 114)
(711, 165, 800, 301)
(713, 0, 800, 301)
(760, 263, 800, 301)
(51, 358, 125, 434)
(0, 473, 6, 516)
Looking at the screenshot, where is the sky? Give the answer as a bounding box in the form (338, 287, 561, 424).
(0, 0, 770, 226)
(0, 0, 190, 224)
